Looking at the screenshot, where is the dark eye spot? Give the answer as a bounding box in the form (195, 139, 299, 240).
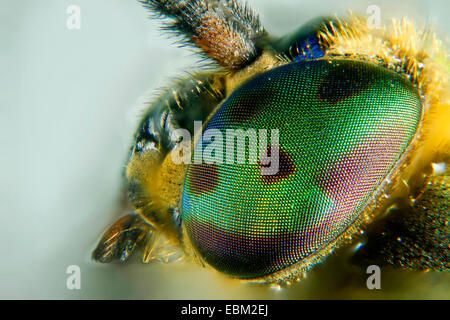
(318, 62, 372, 104)
(259, 146, 296, 183)
(188, 164, 219, 194)
(228, 87, 277, 124)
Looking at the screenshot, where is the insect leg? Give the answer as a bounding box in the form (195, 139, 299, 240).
(92, 212, 152, 263)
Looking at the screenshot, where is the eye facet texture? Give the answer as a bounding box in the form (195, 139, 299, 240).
(182, 59, 422, 279)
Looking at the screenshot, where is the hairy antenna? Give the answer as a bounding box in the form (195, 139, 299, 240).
(139, 0, 266, 70)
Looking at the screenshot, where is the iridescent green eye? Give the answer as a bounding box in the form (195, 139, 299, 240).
(181, 59, 422, 279)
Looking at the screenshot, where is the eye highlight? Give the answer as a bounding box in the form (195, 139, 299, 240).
(181, 59, 423, 279)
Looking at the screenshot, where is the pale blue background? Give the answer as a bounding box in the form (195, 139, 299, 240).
(1, 0, 449, 299)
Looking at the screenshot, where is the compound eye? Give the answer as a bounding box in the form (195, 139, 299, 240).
(181, 59, 422, 279)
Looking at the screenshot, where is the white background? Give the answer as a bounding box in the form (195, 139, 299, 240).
(1, 0, 449, 299)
